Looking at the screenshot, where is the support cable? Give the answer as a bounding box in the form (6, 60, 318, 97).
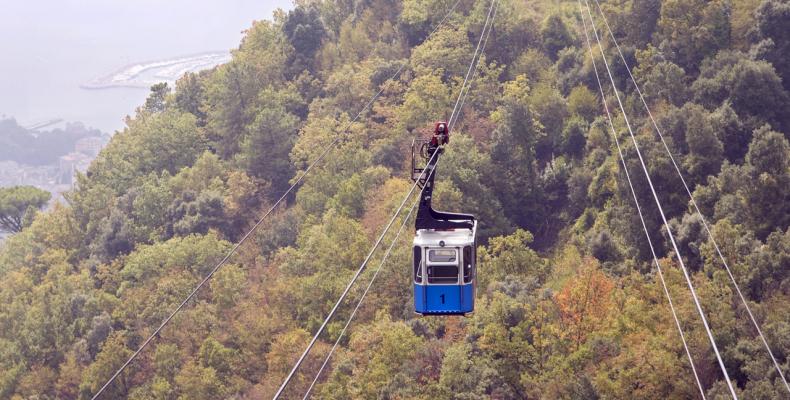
(576, 4, 705, 398)
(274, 1, 497, 396)
(92, 117, 342, 400)
(273, 147, 439, 400)
(303, 3, 499, 394)
(302, 196, 420, 399)
(448, 0, 499, 133)
(590, 0, 789, 392)
(89, 1, 465, 398)
(448, 0, 498, 130)
(581, 0, 738, 397)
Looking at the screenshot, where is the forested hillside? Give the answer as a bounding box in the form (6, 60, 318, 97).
(1, 0, 789, 398)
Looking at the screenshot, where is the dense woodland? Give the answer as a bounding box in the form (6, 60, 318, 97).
(1, 0, 789, 398)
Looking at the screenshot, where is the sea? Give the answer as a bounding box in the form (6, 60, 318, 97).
(0, 0, 292, 134)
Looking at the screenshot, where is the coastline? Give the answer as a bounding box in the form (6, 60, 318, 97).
(81, 51, 231, 90)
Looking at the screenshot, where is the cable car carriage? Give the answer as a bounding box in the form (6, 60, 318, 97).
(411, 122, 477, 315)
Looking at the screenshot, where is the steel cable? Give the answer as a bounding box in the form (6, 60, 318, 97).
(581, 0, 738, 397)
(448, 0, 500, 133)
(89, 1, 466, 397)
(274, 1, 497, 396)
(303, 9, 502, 394)
(590, 0, 789, 393)
(301, 195, 420, 400)
(577, 3, 706, 398)
(272, 145, 440, 399)
(448, 0, 498, 129)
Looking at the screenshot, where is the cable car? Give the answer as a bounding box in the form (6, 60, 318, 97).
(411, 122, 477, 315)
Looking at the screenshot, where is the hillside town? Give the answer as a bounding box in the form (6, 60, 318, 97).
(0, 134, 107, 197)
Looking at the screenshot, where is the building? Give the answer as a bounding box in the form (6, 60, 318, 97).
(58, 152, 92, 185)
(75, 136, 107, 157)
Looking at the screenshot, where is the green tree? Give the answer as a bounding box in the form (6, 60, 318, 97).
(541, 14, 573, 60)
(347, 315, 422, 398)
(398, 0, 464, 46)
(399, 72, 453, 131)
(744, 125, 790, 237)
(0, 186, 51, 233)
(238, 88, 300, 194)
(80, 331, 132, 399)
(88, 110, 206, 193)
(743, 227, 790, 300)
(153, 343, 181, 381)
(283, 3, 326, 76)
(144, 82, 170, 113)
(203, 19, 288, 158)
(210, 263, 246, 310)
(633, 46, 690, 106)
(438, 343, 498, 399)
(511, 49, 553, 83)
(710, 102, 750, 163)
(478, 229, 547, 290)
(530, 84, 569, 160)
(174, 361, 226, 399)
(693, 52, 790, 133)
(440, 133, 513, 239)
(588, 229, 622, 263)
(489, 76, 566, 244)
(756, 0, 790, 91)
(411, 25, 475, 80)
(629, 0, 662, 46)
(90, 207, 137, 261)
(174, 73, 207, 124)
(657, 0, 730, 72)
(567, 85, 598, 122)
(683, 104, 724, 182)
(198, 337, 236, 380)
(119, 232, 231, 287)
(562, 116, 588, 158)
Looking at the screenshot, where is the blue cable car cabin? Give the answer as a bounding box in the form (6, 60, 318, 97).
(413, 222, 477, 315)
(410, 122, 478, 315)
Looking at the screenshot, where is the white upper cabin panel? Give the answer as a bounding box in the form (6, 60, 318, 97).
(413, 221, 477, 247)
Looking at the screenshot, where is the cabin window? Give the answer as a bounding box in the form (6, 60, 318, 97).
(428, 265, 459, 284)
(429, 249, 456, 263)
(427, 248, 459, 284)
(413, 246, 422, 283)
(463, 245, 473, 283)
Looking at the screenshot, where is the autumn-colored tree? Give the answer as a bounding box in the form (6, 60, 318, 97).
(2, 0, 789, 398)
(555, 257, 615, 348)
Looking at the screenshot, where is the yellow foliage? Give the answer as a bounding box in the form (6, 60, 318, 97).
(555, 257, 615, 347)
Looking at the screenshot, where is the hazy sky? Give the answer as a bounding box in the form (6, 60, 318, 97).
(0, 0, 292, 132)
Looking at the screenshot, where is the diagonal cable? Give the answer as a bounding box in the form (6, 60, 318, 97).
(302, 195, 420, 400)
(590, 0, 789, 392)
(581, 0, 738, 397)
(89, 1, 465, 398)
(577, 3, 705, 398)
(448, 0, 498, 130)
(273, 146, 439, 399)
(307, 3, 498, 392)
(274, 1, 497, 396)
(92, 111, 350, 400)
(448, 0, 500, 133)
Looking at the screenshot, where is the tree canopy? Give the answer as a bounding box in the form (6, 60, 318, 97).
(1, 0, 789, 398)
(0, 186, 51, 233)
